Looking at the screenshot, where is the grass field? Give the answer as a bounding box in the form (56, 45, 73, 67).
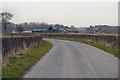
(44, 37, 119, 57)
(2, 40, 53, 78)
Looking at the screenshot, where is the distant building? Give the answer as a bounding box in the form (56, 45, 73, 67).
(85, 25, 101, 34)
(32, 29, 47, 33)
(85, 25, 120, 34)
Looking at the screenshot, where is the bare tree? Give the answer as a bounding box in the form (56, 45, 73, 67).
(16, 25, 24, 33)
(0, 12, 13, 29)
(70, 25, 75, 28)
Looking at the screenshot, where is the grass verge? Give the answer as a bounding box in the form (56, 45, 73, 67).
(2, 40, 53, 78)
(44, 37, 119, 57)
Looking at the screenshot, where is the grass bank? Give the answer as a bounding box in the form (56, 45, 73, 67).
(44, 37, 119, 57)
(2, 40, 53, 78)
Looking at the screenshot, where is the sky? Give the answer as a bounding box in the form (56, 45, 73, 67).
(1, 0, 119, 27)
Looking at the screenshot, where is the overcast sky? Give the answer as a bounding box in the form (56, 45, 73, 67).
(1, 1, 118, 27)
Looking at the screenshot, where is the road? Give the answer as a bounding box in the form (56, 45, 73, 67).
(24, 39, 118, 78)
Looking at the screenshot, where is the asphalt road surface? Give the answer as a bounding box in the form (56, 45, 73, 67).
(24, 39, 118, 78)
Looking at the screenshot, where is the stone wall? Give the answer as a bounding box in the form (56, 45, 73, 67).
(2, 35, 42, 60)
(41, 33, 118, 48)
